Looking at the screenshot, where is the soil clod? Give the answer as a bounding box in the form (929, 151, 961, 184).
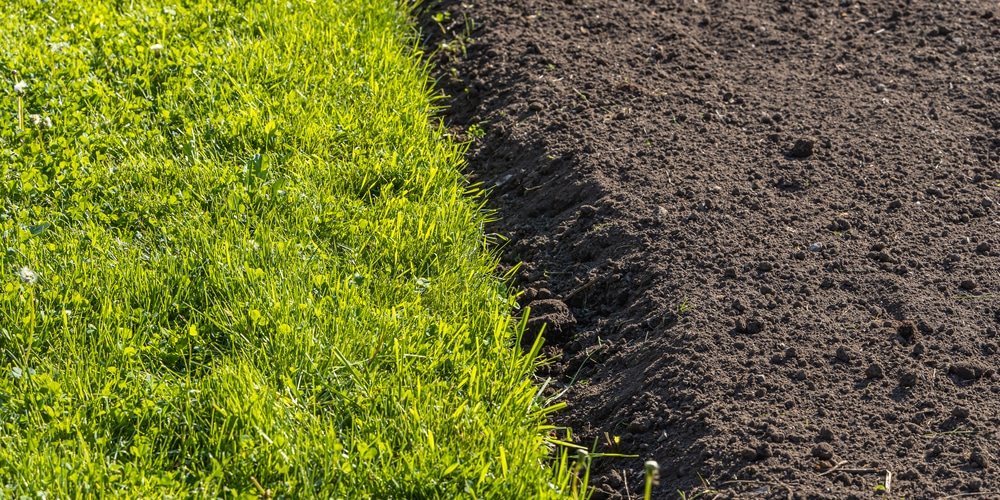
(787, 139, 814, 158)
(812, 443, 835, 460)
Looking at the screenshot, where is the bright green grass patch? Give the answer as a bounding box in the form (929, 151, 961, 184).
(0, 1, 575, 497)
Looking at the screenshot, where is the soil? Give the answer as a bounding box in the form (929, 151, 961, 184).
(423, 1, 1000, 498)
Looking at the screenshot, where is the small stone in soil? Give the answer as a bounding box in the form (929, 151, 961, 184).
(787, 139, 814, 158)
(952, 406, 970, 419)
(960, 279, 977, 291)
(865, 363, 885, 379)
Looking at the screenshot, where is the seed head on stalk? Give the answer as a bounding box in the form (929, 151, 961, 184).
(643, 460, 660, 500)
(13, 79, 26, 130)
(18, 266, 38, 285)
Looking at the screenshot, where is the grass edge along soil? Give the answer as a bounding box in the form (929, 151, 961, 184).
(0, 0, 579, 497)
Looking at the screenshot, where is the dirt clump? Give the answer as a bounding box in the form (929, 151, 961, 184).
(425, 0, 1000, 498)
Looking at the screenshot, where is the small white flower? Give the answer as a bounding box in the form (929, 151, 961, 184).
(17, 266, 37, 285)
(48, 41, 70, 53)
(644, 460, 660, 486)
(149, 43, 164, 52)
(13, 80, 27, 94)
(28, 114, 52, 129)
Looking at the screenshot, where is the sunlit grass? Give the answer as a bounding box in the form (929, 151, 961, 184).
(0, 0, 572, 497)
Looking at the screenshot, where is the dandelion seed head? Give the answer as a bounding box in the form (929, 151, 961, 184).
(13, 80, 27, 94)
(17, 266, 37, 285)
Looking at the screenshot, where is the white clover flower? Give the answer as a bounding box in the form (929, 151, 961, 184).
(149, 43, 164, 52)
(644, 460, 660, 486)
(48, 41, 70, 53)
(13, 80, 27, 94)
(17, 266, 37, 285)
(28, 114, 52, 129)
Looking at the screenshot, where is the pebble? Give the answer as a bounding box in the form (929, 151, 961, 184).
(809, 243, 823, 251)
(960, 279, 977, 291)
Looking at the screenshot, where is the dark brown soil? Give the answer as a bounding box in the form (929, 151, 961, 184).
(424, 1, 1000, 498)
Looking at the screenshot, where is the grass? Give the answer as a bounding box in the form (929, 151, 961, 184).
(0, 0, 576, 497)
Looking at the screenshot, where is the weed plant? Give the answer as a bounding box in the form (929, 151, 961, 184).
(0, 0, 572, 497)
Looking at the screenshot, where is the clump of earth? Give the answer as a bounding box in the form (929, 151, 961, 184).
(426, 1, 1000, 498)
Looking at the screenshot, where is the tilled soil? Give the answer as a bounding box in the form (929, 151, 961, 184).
(425, 1, 1000, 498)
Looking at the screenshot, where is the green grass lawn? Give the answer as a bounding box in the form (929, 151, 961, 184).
(0, 0, 576, 497)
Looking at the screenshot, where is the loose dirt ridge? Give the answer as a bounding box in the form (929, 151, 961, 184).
(426, 1, 1000, 498)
